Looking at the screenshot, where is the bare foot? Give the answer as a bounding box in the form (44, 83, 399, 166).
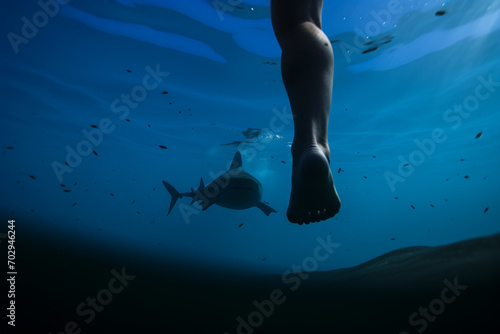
(287, 144, 341, 224)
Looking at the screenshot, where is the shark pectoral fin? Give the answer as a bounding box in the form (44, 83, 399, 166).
(256, 202, 277, 216)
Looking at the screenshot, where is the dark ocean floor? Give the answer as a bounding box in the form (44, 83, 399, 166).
(10, 226, 500, 334)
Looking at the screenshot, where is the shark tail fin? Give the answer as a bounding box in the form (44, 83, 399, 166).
(256, 202, 277, 216)
(163, 181, 180, 215)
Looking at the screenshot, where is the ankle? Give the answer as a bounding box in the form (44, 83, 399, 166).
(291, 140, 330, 163)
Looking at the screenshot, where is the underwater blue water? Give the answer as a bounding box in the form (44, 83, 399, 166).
(1, 0, 499, 275)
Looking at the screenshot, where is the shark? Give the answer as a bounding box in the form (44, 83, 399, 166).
(162, 151, 276, 216)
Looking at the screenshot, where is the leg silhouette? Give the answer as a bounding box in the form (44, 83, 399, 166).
(271, 0, 341, 224)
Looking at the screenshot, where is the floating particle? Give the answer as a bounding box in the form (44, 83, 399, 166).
(430, 204, 435, 208)
(136, 211, 141, 214)
(61, 184, 66, 187)
(7, 146, 14, 150)
(271, 156, 274, 159)
(131, 200, 135, 204)
(125, 119, 131, 122)
(464, 175, 470, 179)
(262, 258, 267, 261)
(484, 207, 489, 213)
(93, 150, 98, 156)
(363, 176, 367, 179)
(391, 238, 396, 241)
(238, 224, 243, 228)
(460, 159, 465, 161)
(270, 62, 277, 65)
(29, 174, 36, 180)
(338, 168, 343, 174)
(91, 124, 98, 128)
(411, 205, 415, 209)
(178, 110, 182, 114)
(476, 132, 483, 139)
(281, 161, 286, 164)
(72, 202, 77, 207)
(404, 164, 410, 166)
(445, 178, 449, 181)
(169, 102, 172, 105)
(435, 10, 446, 16)
(74, 182, 77, 186)
(162, 91, 168, 94)
(148, 124, 151, 128)
(330, 39, 340, 44)
(394, 197, 399, 199)
(158, 145, 167, 149)
(153, 187, 156, 191)
(126, 69, 132, 73)
(65, 161, 69, 166)
(372, 156, 376, 158)
(64, 189, 71, 193)
(484, 176, 487, 180)
(85, 189, 88, 192)
(149, 220, 156, 224)
(110, 193, 114, 196)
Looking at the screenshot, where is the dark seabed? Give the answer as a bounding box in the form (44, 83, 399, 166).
(17, 226, 500, 334)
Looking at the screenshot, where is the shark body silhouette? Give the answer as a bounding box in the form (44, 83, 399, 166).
(163, 151, 276, 216)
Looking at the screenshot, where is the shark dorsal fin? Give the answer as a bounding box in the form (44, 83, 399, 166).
(198, 177, 204, 190)
(229, 151, 242, 170)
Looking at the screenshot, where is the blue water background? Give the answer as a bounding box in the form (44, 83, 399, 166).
(1, 0, 499, 275)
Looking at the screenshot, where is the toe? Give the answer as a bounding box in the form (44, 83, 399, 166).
(313, 210, 321, 223)
(320, 208, 328, 221)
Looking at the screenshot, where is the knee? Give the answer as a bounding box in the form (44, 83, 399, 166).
(271, 0, 322, 44)
(273, 21, 321, 50)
